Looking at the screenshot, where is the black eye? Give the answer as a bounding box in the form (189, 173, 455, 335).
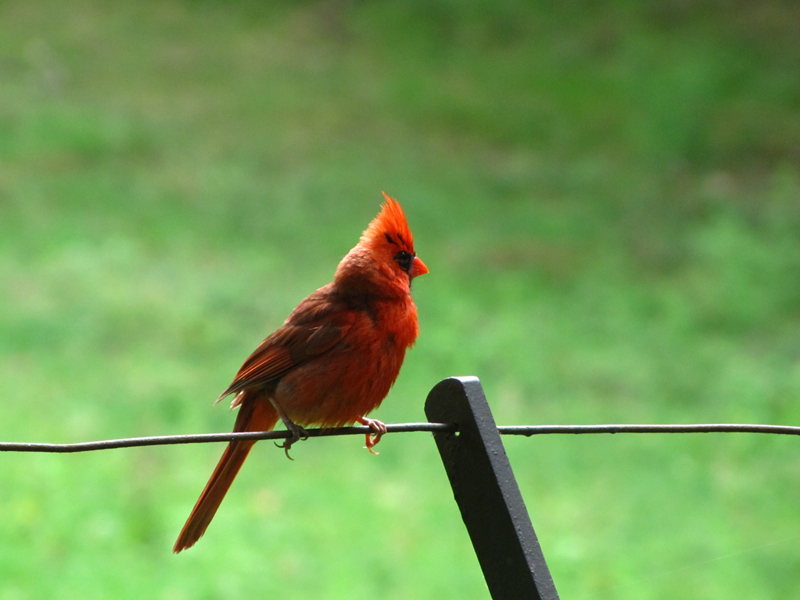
(394, 250, 414, 272)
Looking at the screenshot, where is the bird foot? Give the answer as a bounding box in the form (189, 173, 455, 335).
(274, 422, 309, 460)
(357, 417, 387, 455)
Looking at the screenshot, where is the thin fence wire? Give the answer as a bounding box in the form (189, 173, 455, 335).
(0, 422, 797, 453)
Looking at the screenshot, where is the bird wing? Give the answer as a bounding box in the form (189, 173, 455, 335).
(217, 287, 355, 401)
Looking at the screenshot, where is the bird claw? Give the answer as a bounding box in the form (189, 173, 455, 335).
(274, 423, 309, 460)
(357, 417, 387, 455)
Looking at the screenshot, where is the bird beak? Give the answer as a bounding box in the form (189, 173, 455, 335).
(409, 256, 429, 278)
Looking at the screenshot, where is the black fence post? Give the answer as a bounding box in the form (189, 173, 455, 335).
(425, 376, 559, 600)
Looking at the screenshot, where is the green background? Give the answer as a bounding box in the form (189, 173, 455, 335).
(0, 1, 797, 598)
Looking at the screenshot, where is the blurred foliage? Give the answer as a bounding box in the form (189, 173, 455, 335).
(0, 0, 797, 599)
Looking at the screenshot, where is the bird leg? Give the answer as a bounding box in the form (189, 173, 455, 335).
(269, 398, 308, 460)
(357, 416, 387, 455)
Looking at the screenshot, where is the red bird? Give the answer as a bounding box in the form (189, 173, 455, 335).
(173, 193, 428, 552)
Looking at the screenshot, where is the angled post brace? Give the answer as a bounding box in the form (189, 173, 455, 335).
(425, 376, 559, 600)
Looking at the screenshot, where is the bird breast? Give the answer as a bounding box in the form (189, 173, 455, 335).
(273, 298, 417, 428)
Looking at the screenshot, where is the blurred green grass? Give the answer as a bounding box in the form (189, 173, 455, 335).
(0, 1, 798, 598)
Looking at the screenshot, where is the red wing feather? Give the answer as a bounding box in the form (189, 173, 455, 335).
(217, 296, 355, 400)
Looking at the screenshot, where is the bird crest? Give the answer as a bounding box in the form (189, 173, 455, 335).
(360, 192, 415, 253)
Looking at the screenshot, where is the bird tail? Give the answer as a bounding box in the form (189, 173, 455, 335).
(173, 396, 278, 553)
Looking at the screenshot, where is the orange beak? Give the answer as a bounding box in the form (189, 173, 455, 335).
(409, 256, 429, 278)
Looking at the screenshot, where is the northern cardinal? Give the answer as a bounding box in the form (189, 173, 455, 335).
(173, 193, 428, 552)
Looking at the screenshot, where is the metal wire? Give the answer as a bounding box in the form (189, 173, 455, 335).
(0, 422, 796, 453)
(0, 423, 454, 453)
(498, 424, 800, 436)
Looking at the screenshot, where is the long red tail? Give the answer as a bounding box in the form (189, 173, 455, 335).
(173, 396, 278, 553)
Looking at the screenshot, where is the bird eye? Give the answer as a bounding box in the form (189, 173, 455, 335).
(394, 250, 414, 272)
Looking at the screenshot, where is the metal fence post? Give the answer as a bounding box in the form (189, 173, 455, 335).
(425, 376, 559, 600)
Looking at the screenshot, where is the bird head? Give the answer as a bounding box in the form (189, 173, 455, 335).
(335, 193, 428, 294)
